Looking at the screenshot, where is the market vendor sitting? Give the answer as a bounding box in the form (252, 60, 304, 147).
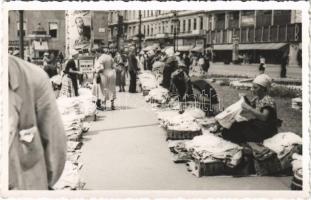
(170, 61, 194, 114)
(214, 74, 280, 144)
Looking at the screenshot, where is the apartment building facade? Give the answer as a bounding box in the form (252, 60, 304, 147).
(107, 10, 302, 66)
(8, 10, 109, 59)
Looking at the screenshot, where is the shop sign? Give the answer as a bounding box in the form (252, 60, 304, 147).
(79, 59, 94, 73)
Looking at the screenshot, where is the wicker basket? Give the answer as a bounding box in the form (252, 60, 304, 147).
(166, 129, 202, 140)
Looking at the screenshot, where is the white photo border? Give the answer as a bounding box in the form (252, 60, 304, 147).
(0, 1, 310, 198)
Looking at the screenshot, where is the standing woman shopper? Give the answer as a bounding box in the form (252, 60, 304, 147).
(59, 54, 81, 97)
(96, 53, 117, 110)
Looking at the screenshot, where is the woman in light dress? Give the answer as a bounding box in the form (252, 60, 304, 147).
(95, 53, 117, 110)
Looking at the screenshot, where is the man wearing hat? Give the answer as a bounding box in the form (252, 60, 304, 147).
(221, 74, 280, 144)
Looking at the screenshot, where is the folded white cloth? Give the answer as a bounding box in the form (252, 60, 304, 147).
(263, 132, 302, 159)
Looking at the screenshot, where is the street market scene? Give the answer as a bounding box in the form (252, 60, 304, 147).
(8, 10, 303, 191)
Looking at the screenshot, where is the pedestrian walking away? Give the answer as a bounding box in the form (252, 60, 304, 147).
(95, 52, 117, 110)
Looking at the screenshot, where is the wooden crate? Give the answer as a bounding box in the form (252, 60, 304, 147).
(166, 129, 202, 140)
(187, 159, 225, 177)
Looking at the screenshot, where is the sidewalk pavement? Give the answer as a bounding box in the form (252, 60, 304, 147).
(80, 92, 292, 190)
(208, 62, 302, 80)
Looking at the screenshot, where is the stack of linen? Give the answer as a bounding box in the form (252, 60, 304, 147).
(185, 132, 243, 168)
(53, 161, 85, 190)
(145, 87, 170, 104)
(138, 71, 158, 91)
(263, 132, 302, 170)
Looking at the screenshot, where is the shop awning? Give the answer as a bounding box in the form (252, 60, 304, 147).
(191, 45, 204, 52)
(143, 44, 160, 51)
(176, 45, 193, 52)
(33, 41, 48, 51)
(239, 43, 288, 50)
(213, 43, 287, 51)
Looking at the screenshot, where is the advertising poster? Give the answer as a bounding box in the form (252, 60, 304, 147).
(66, 10, 92, 57)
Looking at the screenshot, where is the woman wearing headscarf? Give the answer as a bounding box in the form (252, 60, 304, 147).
(220, 74, 279, 144)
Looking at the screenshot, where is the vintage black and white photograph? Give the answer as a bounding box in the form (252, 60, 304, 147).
(3, 1, 309, 197)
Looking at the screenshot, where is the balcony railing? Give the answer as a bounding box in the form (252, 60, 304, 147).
(206, 23, 301, 45)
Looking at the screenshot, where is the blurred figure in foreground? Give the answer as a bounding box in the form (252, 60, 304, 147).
(9, 56, 66, 190)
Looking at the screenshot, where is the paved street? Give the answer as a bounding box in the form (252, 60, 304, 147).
(80, 92, 291, 190)
(208, 62, 302, 80)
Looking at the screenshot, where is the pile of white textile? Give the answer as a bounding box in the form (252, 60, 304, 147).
(263, 132, 302, 159)
(145, 87, 169, 104)
(53, 161, 84, 190)
(184, 108, 206, 119)
(185, 132, 242, 167)
(57, 93, 96, 118)
(138, 72, 158, 90)
(167, 114, 201, 132)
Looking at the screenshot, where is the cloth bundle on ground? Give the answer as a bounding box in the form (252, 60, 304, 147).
(166, 113, 201, 132)
(53, 161, 85, 190)
(246, 142, 282, 175)
(263, 132, 302, 159)
(168, 140, 192, 163)
(145, 87, 170, 104)
(263, 132, 302, 170)
(138, 71, 158, 90)
(184, 132, 243, 168)
(57, 94, 96, 118)
(215, 96, 254, 129)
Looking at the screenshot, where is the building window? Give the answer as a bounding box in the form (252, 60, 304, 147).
(241, 10, 255, 27)
(199, 16, 203, 30)
(183, 20, 186, 33)
(188, 19, 191, 32)
(274, 10, 291, 26)
(171, 25, 174, 33)
(17, 21, 26, 37)
(208, 15, 212, 30)
(228, 11, 239, 29)
(49, 22, 58, 38)
(147, 25, 149, 36)
(193, 18, 197, 30)
(215, 13, 225, 30)
(143, 25, 146, 35)
(147, 11, 149, 17)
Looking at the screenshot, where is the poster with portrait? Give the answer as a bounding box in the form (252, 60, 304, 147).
(66, 10, 92, 57)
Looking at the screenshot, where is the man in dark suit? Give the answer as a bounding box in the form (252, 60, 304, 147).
(128, 47, 139, 93)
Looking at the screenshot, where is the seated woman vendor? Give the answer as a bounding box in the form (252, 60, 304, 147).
(219, 74, 279, 144)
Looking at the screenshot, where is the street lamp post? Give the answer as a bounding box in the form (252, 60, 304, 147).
(172, 11, 179, 52)
(138, 10, 142, 53)
(19, 10, 24, 59)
